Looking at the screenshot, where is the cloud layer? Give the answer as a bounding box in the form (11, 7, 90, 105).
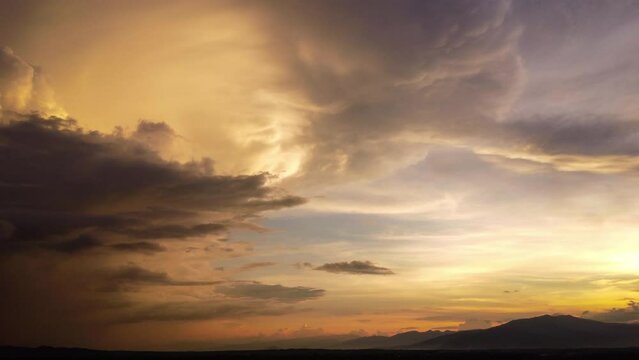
(314, 261, 394, 275)
(216, 282, 325, 303)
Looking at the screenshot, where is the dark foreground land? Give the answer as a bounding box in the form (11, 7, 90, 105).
(4, 348, 639, 360)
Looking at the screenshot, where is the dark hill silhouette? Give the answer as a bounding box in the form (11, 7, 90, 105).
(415, 315, 639, 349)
(337, 330, 452, 349)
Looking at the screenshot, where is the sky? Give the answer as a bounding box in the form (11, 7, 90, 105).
(2, 0, 639, 350)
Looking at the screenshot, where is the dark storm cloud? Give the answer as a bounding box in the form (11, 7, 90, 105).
(216, 282, 325, 302)
(314, 260, 394, 275)
(457, 319, 495, 330)
(0, 114, 305, 250)
(0, 111, 308, 338)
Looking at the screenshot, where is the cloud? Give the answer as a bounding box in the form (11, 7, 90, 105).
(0, 47, 65, 116)
(216, 282, 325, 303)
(118, 301, 299, 323)
(253, 0, 523, 182)
(98, 265, 221, 292)
(293, 262, 314, 270)
(584, 300, 639, 323)
(314, 260, 394, 275)
(0, 114, 305, 251)
(0, 101, 306, 344)
(130, 120, 177, 154)
(239, 262, 276, 271)
(43, 235, 102, 254)
(109, 241, 166, 254)
(117, 223, 227, 240)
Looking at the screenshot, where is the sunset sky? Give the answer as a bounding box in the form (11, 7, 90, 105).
(2, 0, 639, 350)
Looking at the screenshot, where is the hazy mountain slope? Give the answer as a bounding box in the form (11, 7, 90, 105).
(337, 330, 452, 349)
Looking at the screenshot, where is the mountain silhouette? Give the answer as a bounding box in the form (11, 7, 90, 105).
(337, 330, 452, 349)
(414, 315, 639, 349)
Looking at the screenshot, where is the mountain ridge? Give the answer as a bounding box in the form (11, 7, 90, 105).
(336, 330, 453, 349)
(413, 314, 639, 349)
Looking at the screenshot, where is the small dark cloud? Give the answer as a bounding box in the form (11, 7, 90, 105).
(117, 223, 227, 240)
(130, 120, 177, 153)
(398, 326, 418, 331)
(584, 300, 639, 323)
(293, 262, 313, 270)
(0, 115, 305, 251)
(314, 260, 394, 275)
(118, 301, 298, 323)
(109, 241, 166, 254)
(0, 46, 63, 115)
(239, 262, 276, 271)
(216, 282, 325, 303)
(503, 289, 519, 294)
(98, 265, 220, 292)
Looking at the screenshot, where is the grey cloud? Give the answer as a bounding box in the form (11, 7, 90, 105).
(584, 300, 639, 323)
(130, 120, 177, 154)
(457, 319, 495, 330)
(255, 0, 522, 181)
(239, 262, 276, 271)
(109, 241, 166, 254)
(118, 300, 298, 323)
(216, 282, 325, 303)
(495, 115, 639, 157)
(314, 260, 394, 275)
(0, 115, 305, 251)
(293, 262, 314, 270)
(99, 265, 220, 292)
(117, 223, 227, 240)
